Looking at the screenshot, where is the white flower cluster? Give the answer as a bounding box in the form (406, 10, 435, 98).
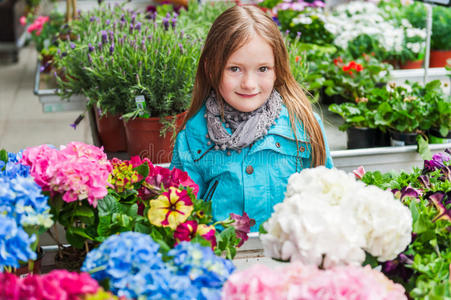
(319, 1, 426, 56)
(260, 166, 412, 268)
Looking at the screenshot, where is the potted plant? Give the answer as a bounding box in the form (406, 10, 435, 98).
(370, 81, 439, 146)
(316, 53, 391, 104)
(329, 97, 390, 149)
(54, 3, 226, 160)
(22, 11, 66, 73)
(396, 1, 451, 68)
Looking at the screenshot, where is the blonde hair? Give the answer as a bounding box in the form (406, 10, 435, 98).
(180, 5, 326, 166)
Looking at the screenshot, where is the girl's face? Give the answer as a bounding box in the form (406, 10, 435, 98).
(219, 34, 276, 113)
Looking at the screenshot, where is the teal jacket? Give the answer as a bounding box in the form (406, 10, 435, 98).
(170, 104, 333, 231)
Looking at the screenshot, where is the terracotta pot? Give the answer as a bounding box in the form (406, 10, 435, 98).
(429, 50, 451, 68)
(400, 59, 423, 69)
(14, 248, 44, 277)
(94, 108, 127, 152)
(123, 112, 186, 164)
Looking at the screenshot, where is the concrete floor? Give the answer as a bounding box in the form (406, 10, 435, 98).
(0, 46, 92, 153)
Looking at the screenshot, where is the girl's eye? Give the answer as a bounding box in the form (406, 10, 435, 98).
(259, 66, 269, 72)
(230, 66, 240, 72)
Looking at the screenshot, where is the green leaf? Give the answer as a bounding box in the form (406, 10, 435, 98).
(134, 162, 149, 181)
(66, 231, 86, 249)
(0, 149, 8, 167)
(97, 215, 112, 237)
(73, 205, 95, 218)
(417, 135, 432, 160)
(97, 194, 120, 217)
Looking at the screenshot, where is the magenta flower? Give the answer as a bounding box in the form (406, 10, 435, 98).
(230, 212, 256, 247)
(174, 220, 217, 249)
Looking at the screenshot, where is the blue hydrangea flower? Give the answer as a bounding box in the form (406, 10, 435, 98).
(0, 215, 37, 271)
(0, 151, 30, 179)
(0, 151, 51, 230)
(0, 175, 51, 228)
(168, 242, 235, 300)
(82, 232, 176, 299)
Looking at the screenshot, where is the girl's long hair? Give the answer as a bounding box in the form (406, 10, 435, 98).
(179, 5, 326, 166)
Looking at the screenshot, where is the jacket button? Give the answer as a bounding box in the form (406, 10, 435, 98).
(299, 146, 305, 152)
(275, 142, 281, 148)
(246, 165, 254, 174)
(197, 149, 202, 154)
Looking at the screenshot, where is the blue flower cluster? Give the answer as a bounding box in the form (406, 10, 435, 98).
(0, 151, 51, 227)
(0, 215, 37, 271)
(0, 151, 52, 270)
(168, 242, 236, 300)
(82, 232, 235, 300)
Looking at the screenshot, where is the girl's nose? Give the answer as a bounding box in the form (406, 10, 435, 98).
(240, 72, 257, 91)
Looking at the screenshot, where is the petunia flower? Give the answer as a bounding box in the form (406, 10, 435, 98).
(148, 187, 193, 230)
(426, 192, 451, 223)
(230, 212, 256, 247)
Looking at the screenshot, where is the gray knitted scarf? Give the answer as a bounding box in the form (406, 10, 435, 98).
(204, 90, 283, 151)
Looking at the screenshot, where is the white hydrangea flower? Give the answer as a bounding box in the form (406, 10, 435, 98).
(261, 167, 412, 268)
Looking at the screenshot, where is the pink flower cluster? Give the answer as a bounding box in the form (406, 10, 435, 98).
(26, 16, 50, 36)
(21, 142, 112, 207)
(222, 263, 407, 300)
(0, 270, 99, 300)
(130, 156, 199, 199)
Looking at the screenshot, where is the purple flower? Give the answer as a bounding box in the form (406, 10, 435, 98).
(88, 53, 93, 64)
(129, 24, 134, 34)
(101, 31, 108, 44)
(109, 43, 114, 54)
(109, 30, 114, 43)
(88, 43, 94, 52)
(162, 18, 169, 31)
(106, 19, 110, 26)
(69, 113, 85, 130)
(296, 31, 302, 39)
(89, 16, 95, 22)
(100, 55, 104, 63)
(417, 175, 431, 189)
(120, 14, 125, 22)
(392, 185, 422, 202)
(61, 51, 67, 57)
(135, 22, 142, 31)
(70, 42, 76, 49)
(171, 18, 177, 29)
(230, 212, 256, 247)
(98, 41, 102, 51)
(131, 14, 136, 25)
(426, 192, 451, 222)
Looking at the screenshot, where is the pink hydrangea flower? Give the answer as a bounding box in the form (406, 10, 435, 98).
(222, 262, 407, 299)
(21, 142, 112, 207)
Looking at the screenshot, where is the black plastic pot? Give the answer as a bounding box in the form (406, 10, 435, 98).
(428, 128, 451, 144)
(389, 129, 418, 146)
(346, 127, 390, 149)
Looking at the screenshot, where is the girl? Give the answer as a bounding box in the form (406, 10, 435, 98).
(171, 5, 333, 231)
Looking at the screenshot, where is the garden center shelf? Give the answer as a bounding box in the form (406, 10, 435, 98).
(33, 61, 87, 113)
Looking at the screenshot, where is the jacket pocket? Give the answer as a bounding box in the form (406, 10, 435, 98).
(203, 180, 218, 202)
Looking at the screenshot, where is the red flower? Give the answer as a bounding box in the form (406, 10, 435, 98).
(333, 57, 343, 66)
(295, 56, 301, 63)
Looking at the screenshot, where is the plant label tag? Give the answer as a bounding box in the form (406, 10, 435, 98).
(135, 95, 150, 118)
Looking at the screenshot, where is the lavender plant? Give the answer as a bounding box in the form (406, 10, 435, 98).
(54, 3, 202, 117)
